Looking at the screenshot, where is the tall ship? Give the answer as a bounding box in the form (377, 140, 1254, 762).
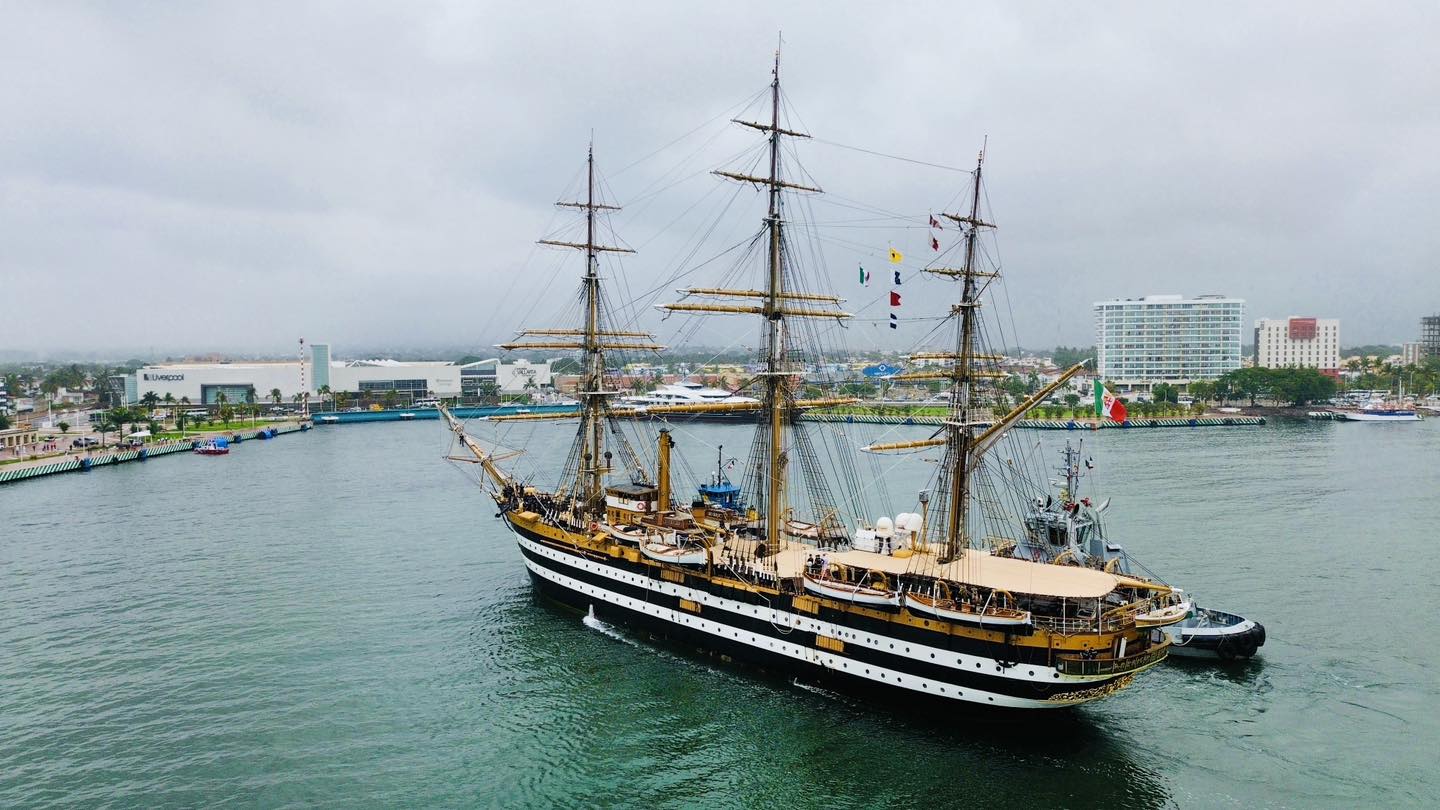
(442, 54, 1184, 709)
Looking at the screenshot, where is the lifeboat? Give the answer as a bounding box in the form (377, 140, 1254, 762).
(903, 583, 1032, 628)
(802, 569, 901, 607)
(639, 538, 708, 566)
(602, 524, 648, 544)
(1135, 599, 1192, 628)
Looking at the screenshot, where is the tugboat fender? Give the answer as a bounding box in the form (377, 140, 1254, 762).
(1216, 635, 1237, 661)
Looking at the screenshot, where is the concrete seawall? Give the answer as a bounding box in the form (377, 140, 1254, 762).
(310, 406, 1265, 430)
(311, 405, 577, 424)
(799, 414, 1267, 428)
(0, 423, 310, 487)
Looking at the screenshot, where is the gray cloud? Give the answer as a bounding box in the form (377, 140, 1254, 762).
(3, 1, 1438, 360)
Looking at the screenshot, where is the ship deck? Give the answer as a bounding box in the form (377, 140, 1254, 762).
(718, 537, 1125, 599)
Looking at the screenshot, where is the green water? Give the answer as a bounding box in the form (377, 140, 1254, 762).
(2, 419, 1437, 808)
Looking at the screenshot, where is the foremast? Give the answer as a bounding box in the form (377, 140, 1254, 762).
(497, 143, 663, 520)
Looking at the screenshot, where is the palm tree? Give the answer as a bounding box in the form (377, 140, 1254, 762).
(317, 385, 332, 412)
(141, 390, 160, 413)
(244, 389, 257, 427)
(334, 391, 350, 410)
(383, 389, 398, 410)
(162, 392, 175, 423)
(178, 396, 191, 437)
(270, 388, 283, 406)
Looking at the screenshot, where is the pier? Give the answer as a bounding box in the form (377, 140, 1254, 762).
(799, 413, 1267, 429)
(306, 405, 1266, 430)
(0, 422, 311, 486)
(311, 404, 577, 424)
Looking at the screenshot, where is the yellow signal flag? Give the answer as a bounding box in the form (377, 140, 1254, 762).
(888, 247, 903, 264)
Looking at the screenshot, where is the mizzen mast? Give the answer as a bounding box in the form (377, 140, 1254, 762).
(928, 149, 996, 560)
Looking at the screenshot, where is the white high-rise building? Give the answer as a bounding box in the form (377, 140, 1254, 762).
(1094, 294, 1245, 390)
(1253, 317, 1339, 374)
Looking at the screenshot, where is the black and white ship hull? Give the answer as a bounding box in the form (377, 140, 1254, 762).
(510, 523, 1158, 710)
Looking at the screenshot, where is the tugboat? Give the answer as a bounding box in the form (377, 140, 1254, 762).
(1012, 441, 1267, 661)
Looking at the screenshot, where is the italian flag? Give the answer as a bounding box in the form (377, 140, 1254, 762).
(1095, 381, 1127, 422)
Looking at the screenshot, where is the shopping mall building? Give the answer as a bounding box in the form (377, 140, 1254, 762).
(117, 343, 557, 406)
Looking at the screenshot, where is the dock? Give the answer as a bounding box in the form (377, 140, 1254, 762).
(799, 413, 1266, 429)
(0, 422, 311, 487)
(309, 405, 1265, 430)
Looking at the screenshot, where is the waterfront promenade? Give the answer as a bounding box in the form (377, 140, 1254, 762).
(0, 420, 311, 485)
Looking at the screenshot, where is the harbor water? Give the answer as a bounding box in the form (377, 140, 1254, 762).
(3, 418, 1437, 807)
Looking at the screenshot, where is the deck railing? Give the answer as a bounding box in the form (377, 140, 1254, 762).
(1055, 643, 1169, 676)
(1031, 613, 1134, 635)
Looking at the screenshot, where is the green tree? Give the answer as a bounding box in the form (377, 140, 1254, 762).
(141, 390, 160, 412)
(1151, 383, 1179, 404)
(1052, 346, 1094, 368)
(1064, 392, 1080, 409)
(0, 412, 9, 430)
(1218, 367, 1269, 405)
(334, 391, 350, 410)
(219, 406, 234, 426)
(383, 389, 399, 410)
(270, 388, 283, 406)
(58, 420, 70, 433)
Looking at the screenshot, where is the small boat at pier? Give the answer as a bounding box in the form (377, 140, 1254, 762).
(194, 437, 230, 455)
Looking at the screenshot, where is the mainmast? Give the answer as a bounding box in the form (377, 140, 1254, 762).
(581, 144, 604, 511)
(658, 49, 846, 553)
(761, 53, 787, 553)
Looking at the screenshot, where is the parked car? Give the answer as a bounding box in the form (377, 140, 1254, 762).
(72, 437, 100, 449)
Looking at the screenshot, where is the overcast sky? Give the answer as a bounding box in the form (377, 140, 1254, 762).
(3, 1, 1438, 360)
